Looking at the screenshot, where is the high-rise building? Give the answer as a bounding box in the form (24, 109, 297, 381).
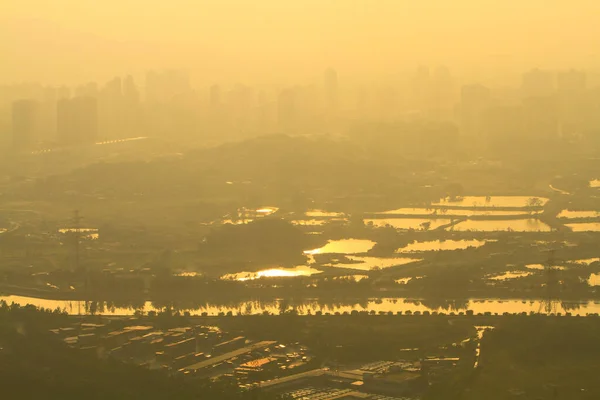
(522, 96, 559, 140)
(461, 84, 491, 107)
(431, 66, 455, 116)
(522, 69, 554, 98)
(12, 100, 40, 150)
(278, 88, 296, 131)
(122, 75, 141, 136)
(324, 68, 338, 114)
(556, 69, 587, 132)
(104, 77, 122, 99)
(99, 77, 125, 139)
(145, 70, 191, 103)
(227, 84, 255, 135)
(123, 75, 140, 105)
(356, 86, 368, 115)
(293, 85, 321, 132)
(75, 82, 98, 98)
(209, 84, 221, 109)
(411, 66, 431, 111)
(483, 106, 525, 146)
(557, 69, 587, 94)
(56, 86, 72, 101)
(57, 97, 98, 145)
(459, 84, 491, 136)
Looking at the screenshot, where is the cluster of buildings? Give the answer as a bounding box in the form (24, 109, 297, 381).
(263, 356, 465, 399)
(48, 318, 468, 399)
(260, 360, 427, 399)
(459, 68, 600, 145)
(4, 66, 597, 153)
(50, 320, 313, 385)
(6, 75, 140, 151)
(1, 68, 340, 152)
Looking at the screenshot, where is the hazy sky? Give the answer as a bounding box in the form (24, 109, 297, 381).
(2, 0, 600, 85)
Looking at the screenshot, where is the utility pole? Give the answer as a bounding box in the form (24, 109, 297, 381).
(72, 210, 82, 272)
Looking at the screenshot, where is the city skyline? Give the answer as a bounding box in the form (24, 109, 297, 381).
(4, 65, 600, 151)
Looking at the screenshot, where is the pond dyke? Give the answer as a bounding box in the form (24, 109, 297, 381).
(3, 291, 600, 317)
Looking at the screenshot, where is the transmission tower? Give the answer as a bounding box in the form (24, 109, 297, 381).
(70, 210, 91, 315)
(538, 249, 560, 314)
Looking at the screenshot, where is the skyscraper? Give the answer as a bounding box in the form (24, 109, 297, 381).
(12, 99, 40, 150)
(57, 97, 98, 145)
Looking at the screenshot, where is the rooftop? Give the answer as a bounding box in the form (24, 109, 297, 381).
(182, 341, 275, 372)
(240, 357, 276, 369)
